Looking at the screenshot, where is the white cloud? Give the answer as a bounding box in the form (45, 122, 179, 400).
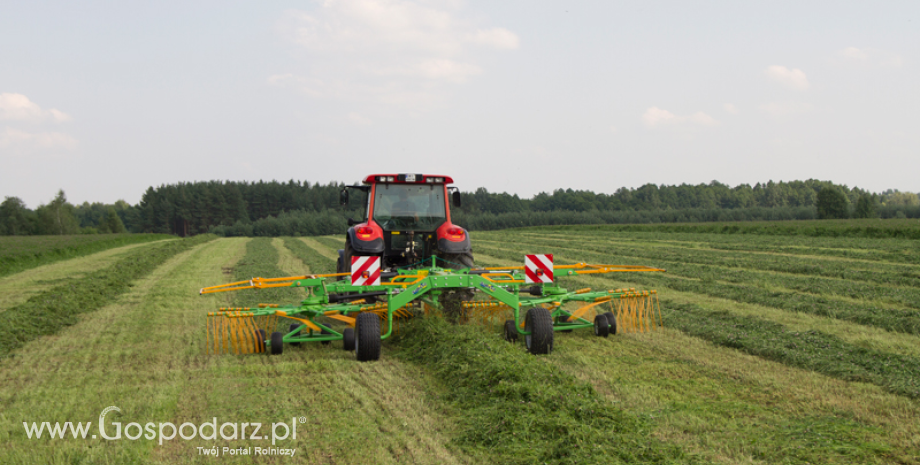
(347, 112, 373, 125)
(467, 28, 519, 50)
(642, 107, 676, 126)
(273, 0, 519, 107)
(0, 93, 72, 123)
(370, 59, 482, 82)
(642, 107, 718, 127)
(836, 47, 903, 67)
(759, 101, 813, 117)
(723, 103, 738, 114)
(839, 47, 869, 61)
(267, 74, 294, 86)
(281, 1, 518, 55)
(0, 127, 78, 150)
(765, 65, 809, 91)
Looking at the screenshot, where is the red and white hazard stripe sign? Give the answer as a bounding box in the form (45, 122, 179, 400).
(351, 256, 381, 286)
(524, 254, 553, 283)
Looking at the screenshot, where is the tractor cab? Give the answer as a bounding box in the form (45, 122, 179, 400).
(338, 174, 472, 272)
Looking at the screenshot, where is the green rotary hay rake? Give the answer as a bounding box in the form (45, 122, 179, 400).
(201, 255, 665, 361)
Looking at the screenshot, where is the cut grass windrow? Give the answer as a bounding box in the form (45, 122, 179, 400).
(210, 238, 478, 464)
(0, 234, 216, 359)
(311, 235, 346, 253)
(231, 238, 306, 308)
(0, 233, 174, 278)
(473, 241, 920, 400)
(661, 301, 920, 400)
(528, 220, 920, 243)
(476, 240, 920, 336)
(394, 317, 694, 465)
(0, 239, 168, 312)
(484, 232, 920, 287)
(520, 228, 920, 263)
(282, 237, 337, 274)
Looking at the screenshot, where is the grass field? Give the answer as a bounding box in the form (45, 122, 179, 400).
(1, 223, 918, 464)
(0, 234, 174, 278)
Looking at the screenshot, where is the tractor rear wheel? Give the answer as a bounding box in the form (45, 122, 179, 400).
(289, 323, 302, 346)
(342, 327, 355, 351)
(438, 252, 475, 323)
(525, 307, 553, 355)
(504, 319, 518, 342)
(355, 313, 381, 362)
(602, 312, 617, 335)
(270, 332, 284, 355)
(594, 315, 610, 338)
(336, 242, 356, 279)
(438, 252, 474, 269)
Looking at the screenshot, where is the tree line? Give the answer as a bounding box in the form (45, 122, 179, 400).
(2, 180, 918, 236)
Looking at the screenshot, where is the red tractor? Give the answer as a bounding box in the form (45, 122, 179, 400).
(336, 174, 474, 273)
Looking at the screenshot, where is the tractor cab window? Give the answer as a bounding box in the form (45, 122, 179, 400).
(373, 184, 446, 230)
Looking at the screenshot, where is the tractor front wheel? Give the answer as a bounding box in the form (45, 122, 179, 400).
(270, 332, 284, 355)
(525, 307, 553, 355)
(355, 313, 381, 362)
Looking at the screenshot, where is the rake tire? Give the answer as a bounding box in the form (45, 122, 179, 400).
(594, 315, 610, 338)
(355, 313, 381, 362)
(343, 327, 355, 351)
(557, 312, 573, 332)
(320, 325, 331, 346)
(255, 329, 267, 352)
(270, 331, 284, 355)
(525, 307, 553, 355)
(602, 312, 617, 335)
(504, 319, 518, 343)
(289, 323, 302, 346)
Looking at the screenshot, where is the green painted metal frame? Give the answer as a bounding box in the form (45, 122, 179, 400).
(232, 263, 627, 347)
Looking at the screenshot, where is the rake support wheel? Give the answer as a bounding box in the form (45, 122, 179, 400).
(525, 307, 553, 355)
(289, 323, 302, 346)
(255, 329, 267, 350)
(504, 319, 518, 342)
(342, 327, 355, 351)
(594, 315, 610, 338)
(602, 312, 617, 335)
(557, 312, 573, 332)
(270, 331, 284, 355)
(355, 313, 381, 362)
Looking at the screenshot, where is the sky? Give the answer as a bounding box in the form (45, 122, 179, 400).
(1, 0, 917, 208)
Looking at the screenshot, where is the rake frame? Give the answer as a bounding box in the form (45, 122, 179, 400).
(201, 257, 664, 353)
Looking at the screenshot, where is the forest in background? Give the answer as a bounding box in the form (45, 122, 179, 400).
(1, 179, 918, 236)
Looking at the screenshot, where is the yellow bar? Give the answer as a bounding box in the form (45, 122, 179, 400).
(283, 315, 321, 332)
(327, 314, 356, 327)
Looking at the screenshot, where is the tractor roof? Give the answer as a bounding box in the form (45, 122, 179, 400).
(363, 174, 454, 184)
